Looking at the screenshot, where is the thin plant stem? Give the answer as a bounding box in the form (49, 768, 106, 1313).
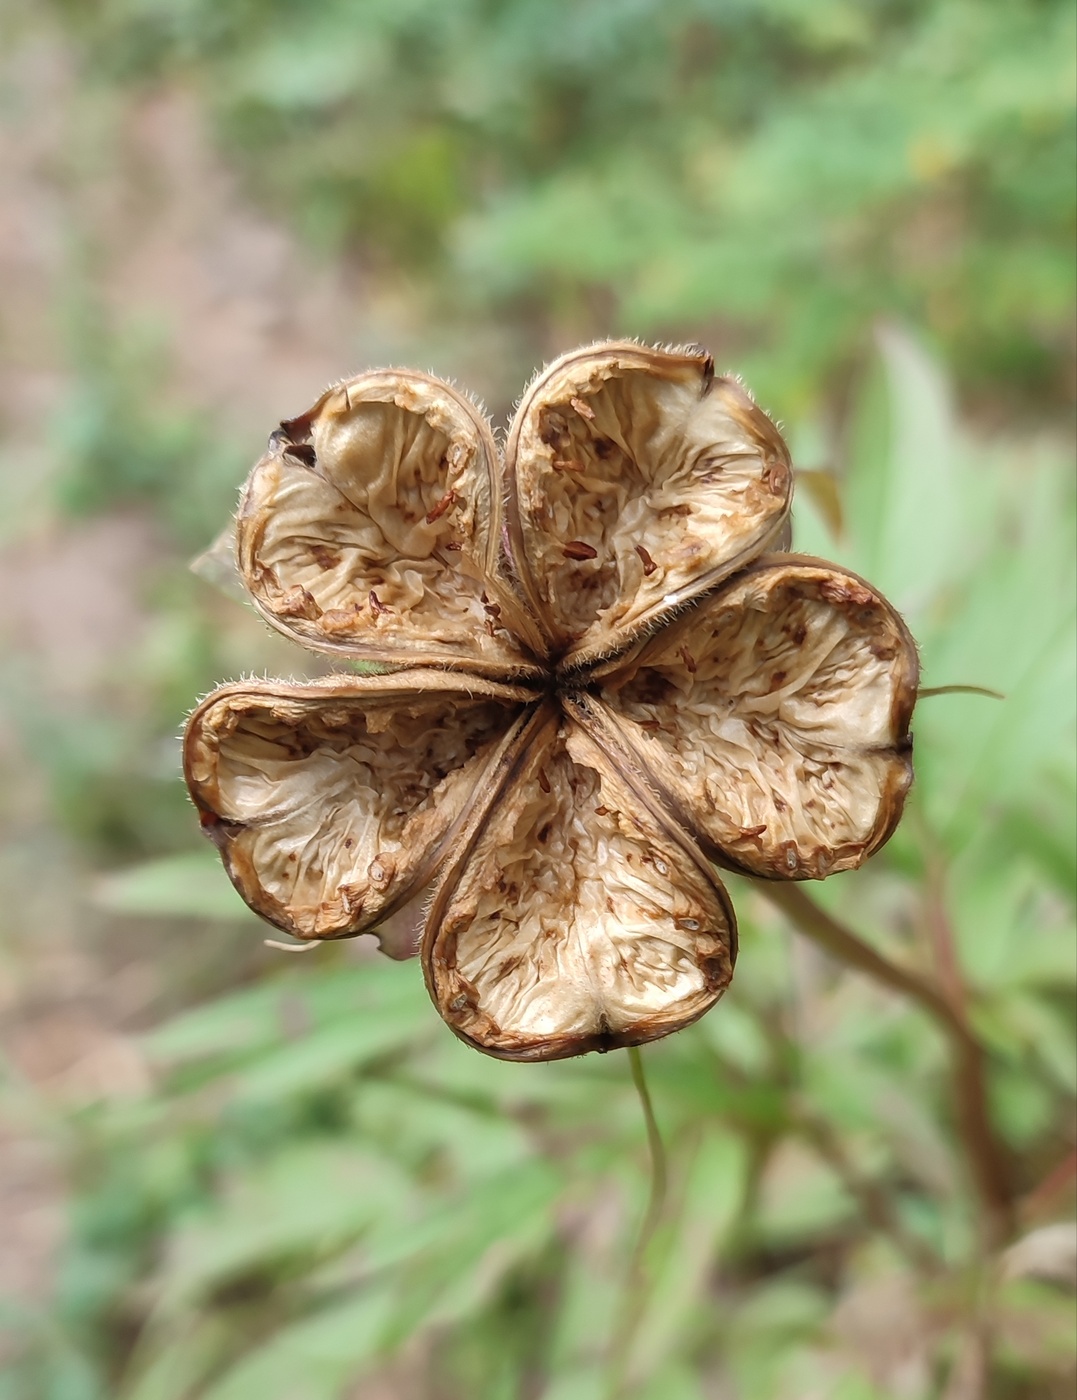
(921, 850, 1016, 1247)
(606, 1046, 669, 1400)
(759, 881, 1016, 1247)
(759, 882, 970, 1043)
(628, 1045, 668, 1266)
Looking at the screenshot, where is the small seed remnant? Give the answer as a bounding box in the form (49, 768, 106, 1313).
(563, 540, 598, 561)
(570, 396, 595, 421)
(553, 458, 585, 472)
(679, 646, 698, 674)
(369, 590, 392, 616)
(594, 805, 609, 816)
(765, 460, 790, 496)
(635, 543, 657, 576)
(425, 488, 457, 524)
(277, 585, 320, 620)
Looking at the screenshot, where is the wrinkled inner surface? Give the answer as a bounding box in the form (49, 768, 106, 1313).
(601, 567, 914, 879)
(429, 722, 732, 1058)
(240, 385, 522, 668)
(190, 689, 520, 938)
(511, 358, 789, 659)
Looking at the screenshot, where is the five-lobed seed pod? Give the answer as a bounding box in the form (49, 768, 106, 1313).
(185, 342, 917, 1061)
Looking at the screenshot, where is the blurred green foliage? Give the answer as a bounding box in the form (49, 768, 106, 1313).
(53, 0, 1076, 416)
(0, 1, 1074, 1398)
(53, 300, 240, 550)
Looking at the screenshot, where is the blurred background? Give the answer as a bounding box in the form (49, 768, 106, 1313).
(0, 2, 1074, 1397)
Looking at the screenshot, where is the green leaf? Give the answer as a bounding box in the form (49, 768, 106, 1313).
(201, 1288, 397, 1400)
(156, 1144, 411, 1313)
(93, 852, 252, 921)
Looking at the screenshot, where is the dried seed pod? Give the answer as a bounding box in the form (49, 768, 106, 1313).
(184, 672, 535, 947)
(582, 557, 919, 879)
(186, 340, 918, 1062)
(424, 706, 736, 1061)
(504, 342, 792, 669)
(237, 370, 543, 675)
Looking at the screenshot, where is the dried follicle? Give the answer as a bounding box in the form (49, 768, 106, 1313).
(184, 672, 536, 946)
(186, 341, 918, 1061)
(505, 342, 793, 670)
(237, 369, 543, 675)
(586, 557, 918, 879)
(424, 708, 735, 1060)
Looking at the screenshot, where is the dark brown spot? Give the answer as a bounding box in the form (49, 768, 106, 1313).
(819, 576, 874, 608)
(369, 590, 392, 617)
(678, 646, 698, 674)
(425, 488, 457, 524)
(343, 837, 354, 849)
(594, 805, 609, 816)
(593, 439, 615, 460)
(740, 824, 767, 838)
(792, 622, 807, 646)
(635, 543, 657, 576)
(309, 544, 341, 570)
(768, 670, 787, 692)
(537, 767, 551, 794)
(638, 719, 661, 732)
(563, 540, 598, 561)
(283, 442, 317, 468)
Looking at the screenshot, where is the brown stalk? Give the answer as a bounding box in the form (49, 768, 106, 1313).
(758, 881, 1016, 1248)
(921, 854, 1016, 1249)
